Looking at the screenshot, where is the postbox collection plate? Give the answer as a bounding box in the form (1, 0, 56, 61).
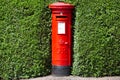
(58, 22, 65, 34)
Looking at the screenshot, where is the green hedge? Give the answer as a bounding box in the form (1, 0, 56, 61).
(0, 0, 52, 80)
(0, 0, 120, 79)
(72, 0, 120, 77)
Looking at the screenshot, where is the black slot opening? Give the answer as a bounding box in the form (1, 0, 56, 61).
(56, 16, 67, 18)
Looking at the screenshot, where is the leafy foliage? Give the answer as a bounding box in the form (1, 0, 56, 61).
(0, 0, 120, 79)
(0, 0, 51, 80)
(72, 0, 120, 77)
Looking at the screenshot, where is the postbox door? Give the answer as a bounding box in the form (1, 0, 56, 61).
(53, 18, 70, 66)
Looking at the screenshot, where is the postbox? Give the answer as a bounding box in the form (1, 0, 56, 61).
(49, 1, 74, 76)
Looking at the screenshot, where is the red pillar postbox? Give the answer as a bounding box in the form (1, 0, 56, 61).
(49, 1, 74, 76)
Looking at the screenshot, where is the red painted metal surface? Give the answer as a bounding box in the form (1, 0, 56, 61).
(49, 2, 74, 66)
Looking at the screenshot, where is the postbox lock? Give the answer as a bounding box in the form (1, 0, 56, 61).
(64, 42, 68, 45)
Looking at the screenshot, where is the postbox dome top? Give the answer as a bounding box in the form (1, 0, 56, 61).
(49, 1, 74, 9)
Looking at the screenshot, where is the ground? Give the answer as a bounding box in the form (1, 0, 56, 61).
(21, 75, 120, 80)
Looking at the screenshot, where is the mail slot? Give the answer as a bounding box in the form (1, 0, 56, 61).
(56, 16, 67, 18)
(56, 16, 68, 21)
(49, 1, 74, 76)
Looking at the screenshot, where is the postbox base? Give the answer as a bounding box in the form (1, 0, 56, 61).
(52, 65, 70, 76)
